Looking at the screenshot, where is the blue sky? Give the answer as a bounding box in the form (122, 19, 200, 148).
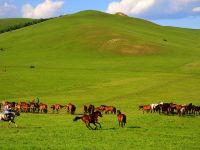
(0, 0, 200, 29)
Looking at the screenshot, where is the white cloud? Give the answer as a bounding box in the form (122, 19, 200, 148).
(22, 0, 64, 19)
(107, 0, 200, 19)
(0, 0, 19, 18)
(193, 6, 200, 12)
(107, 0, 155, 15)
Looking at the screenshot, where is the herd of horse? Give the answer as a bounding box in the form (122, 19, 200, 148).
(1, 100, 200, 129)
(140, 102, 200, 116)
(0, 101, 126, 129)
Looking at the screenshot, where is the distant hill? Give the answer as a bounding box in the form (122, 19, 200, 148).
(0, 10, 200, 99)
(0, 10, 199, 57)
(0, 18, 33, 31)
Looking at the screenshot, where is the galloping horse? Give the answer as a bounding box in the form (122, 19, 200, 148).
(0, 111, 20, 127)
(117, 110, 126, 128)
(73, 111, 102, 130)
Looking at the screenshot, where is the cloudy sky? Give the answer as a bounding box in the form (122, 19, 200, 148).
(0, 0, 200, 29)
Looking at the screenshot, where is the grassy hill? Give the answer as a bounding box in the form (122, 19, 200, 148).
(0, 18, 33, 31)
(0, 10, 200, 149)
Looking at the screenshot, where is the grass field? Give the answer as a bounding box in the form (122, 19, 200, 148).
(0, 10, 200, 150)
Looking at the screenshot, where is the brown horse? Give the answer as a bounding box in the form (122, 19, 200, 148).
(39, 102, 48, 113)
(23, 103, 30, 113)
(73, 111, 102, 130)
(117, 110, 126, 128)
(142, 105, 151, 114)
(51, 104, 64, 113)
(104, 106, 116, 114)
(65, 103, 76, 114)
(30, 102, 40, 113)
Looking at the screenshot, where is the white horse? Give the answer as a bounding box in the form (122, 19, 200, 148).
(0, 111, 20, 127)
(150, 104, 159, 113)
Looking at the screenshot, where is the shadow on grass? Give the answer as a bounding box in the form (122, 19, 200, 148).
(127, 126, 141, 129)
(102, 126, 141, 130)
(101, 127, 118, 130)
(15, 126, 42, 129)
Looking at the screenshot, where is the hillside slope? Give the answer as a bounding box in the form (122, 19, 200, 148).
(0, 10, 200, 100)
(0, 18, 33, 31)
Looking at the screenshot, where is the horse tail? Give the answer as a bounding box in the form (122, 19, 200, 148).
(123, 115, 126, 124)
(73, 116, 82, 121)
(113, 107, 116, 114)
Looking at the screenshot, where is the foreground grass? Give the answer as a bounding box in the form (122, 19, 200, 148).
(0, 112, 199, 150)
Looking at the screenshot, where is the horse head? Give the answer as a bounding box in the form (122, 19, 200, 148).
(13, 111, 20, 116)
(117, 110, 121, 115)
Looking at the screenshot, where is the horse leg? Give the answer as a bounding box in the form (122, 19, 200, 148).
(93, 123, 98, 130)
(86, 124, 90, 129)
(12, 120, 18, 128)
(14, 123, 18, 128)
(8, 121, 11, 128)
(121, 122, 123, 128)
(96, 122, 101, 129)
(87, 123, 94, 130)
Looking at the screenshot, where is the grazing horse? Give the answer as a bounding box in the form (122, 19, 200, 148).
(104, 106, 116, 114)
(73, 111, 102, 130)
(23, 103, 30, 113)
(150, 104, 159, 113)
(15, 103, 22, 112)
(65, 103, 76, 114)
(30, 102, 40, 113)
(39, 103, 48, 113)
(95, 105, 106, 112)
(0, 111, 20, 127)
(176, 105, 186, 116)
(117, 110, 126, 128)
(142, 105, 151, 114)
(51, 104, 64, 113)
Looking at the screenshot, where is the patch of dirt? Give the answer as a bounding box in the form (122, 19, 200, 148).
(182, 62, 200, 71)
(115, 12, 128, 17)
(101, 38, 161, 56)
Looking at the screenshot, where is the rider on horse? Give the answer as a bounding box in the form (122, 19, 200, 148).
(1, 104, 13, 120)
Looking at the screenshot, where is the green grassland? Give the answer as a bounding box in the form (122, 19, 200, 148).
(0, 10, 200, 149)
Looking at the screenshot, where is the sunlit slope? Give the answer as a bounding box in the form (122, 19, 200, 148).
(0, 10, 200, 67)
(0, 18, 33, 31)
(0, 10, 200, 100)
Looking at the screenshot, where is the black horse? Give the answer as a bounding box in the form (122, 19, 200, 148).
(0, 111, 20, 127)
